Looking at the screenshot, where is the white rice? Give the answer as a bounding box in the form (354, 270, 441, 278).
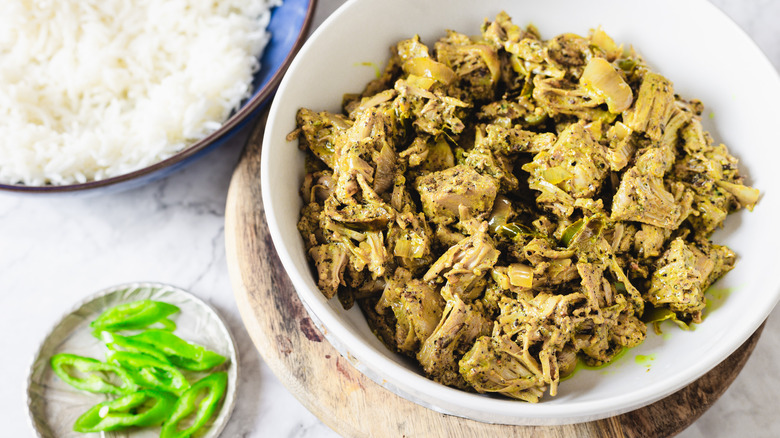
(0, 0, 278, 186)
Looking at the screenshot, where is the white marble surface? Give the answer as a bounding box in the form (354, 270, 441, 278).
(1, 0, 778, 436)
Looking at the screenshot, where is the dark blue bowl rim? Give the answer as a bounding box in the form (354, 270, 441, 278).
(0, 0, 318, 194)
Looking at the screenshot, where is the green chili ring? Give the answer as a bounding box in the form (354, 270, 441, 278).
(160, 372, 228, 438)
(50, 353, 138, 395)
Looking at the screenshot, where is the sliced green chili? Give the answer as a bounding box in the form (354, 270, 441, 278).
(50, 353, 138, 395)
(100, 331, 172, 363)
(73, 389, 176, 433)
(560, 219, 584, 247)
(128, 329, 227, 371)
(107, 351, 190, 395)
(496, 222, 538, 240)
(90, 299, 179, 334)
(160, 372, 228, 438)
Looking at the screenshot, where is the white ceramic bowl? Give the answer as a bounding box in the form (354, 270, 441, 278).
(261, 0, 780, 425)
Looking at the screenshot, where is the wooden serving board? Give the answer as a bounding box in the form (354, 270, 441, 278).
(225, 115, 764, 438)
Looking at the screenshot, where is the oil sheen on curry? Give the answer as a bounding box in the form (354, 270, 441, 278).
(288, 12, 759, 402)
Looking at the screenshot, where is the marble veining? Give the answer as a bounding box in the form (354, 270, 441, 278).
(1, 0, 777, 437)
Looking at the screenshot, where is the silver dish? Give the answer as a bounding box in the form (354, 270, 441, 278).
(27, 282, 239, 437)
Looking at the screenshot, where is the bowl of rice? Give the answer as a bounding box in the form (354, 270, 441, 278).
(0, 0, 316, 193)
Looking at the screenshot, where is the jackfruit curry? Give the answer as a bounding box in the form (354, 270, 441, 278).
(289, 12, 759, 402)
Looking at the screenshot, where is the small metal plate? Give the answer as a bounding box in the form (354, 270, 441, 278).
(27, 282, 239, 438)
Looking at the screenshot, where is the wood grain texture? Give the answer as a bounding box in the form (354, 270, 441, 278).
(225, 116, 764, 438)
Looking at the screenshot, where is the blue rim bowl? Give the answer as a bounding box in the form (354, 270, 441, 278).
(0, 0, 317, 194)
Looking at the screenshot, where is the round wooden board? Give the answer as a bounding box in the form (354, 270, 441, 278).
(225, 114, 765, 438)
